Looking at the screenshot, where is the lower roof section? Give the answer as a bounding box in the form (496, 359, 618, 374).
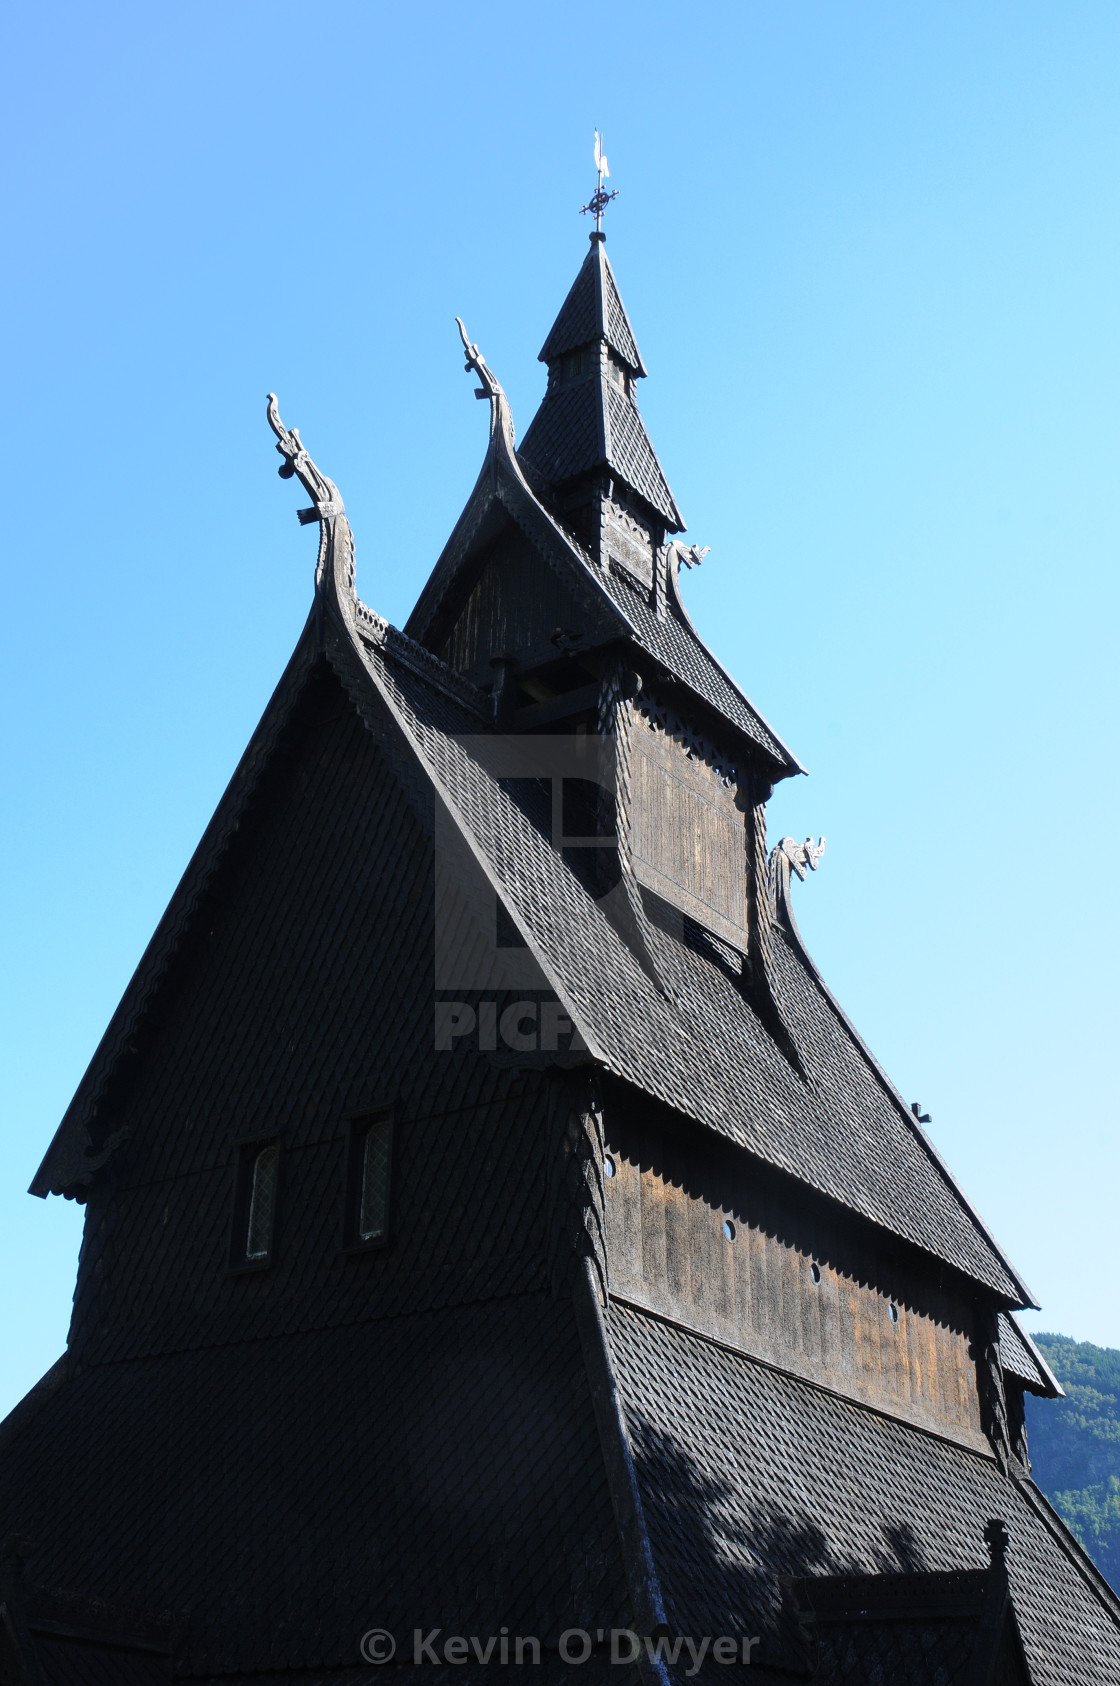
(607, 1299, 1120, 1685)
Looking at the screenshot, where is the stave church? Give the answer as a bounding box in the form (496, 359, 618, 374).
(2, 181, 1118, 1684)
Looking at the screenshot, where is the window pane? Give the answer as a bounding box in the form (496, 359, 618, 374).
(359, 1122, 391, 1241)
(245, 1145, 278, 1259)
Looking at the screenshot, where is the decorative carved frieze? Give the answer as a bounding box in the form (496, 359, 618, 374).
(634, 692, 739, 785)
(601, 494, 653, 587)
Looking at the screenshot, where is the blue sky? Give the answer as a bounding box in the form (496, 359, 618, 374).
(2, 0, 1118, 1416)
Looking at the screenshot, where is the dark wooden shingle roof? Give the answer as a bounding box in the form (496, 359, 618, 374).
(538, 236, 646, 374)
(0, 1303, 629, 1677)
(609, 1300, 1120, 1682)
(518, 375, 683, 530)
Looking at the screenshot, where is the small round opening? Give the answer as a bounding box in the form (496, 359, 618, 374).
(603, 1155, 616, 1179)
(889, 1303, 899, 1323)
(722, 1219, 736, 1242)
(810, 1263, 821, 1284)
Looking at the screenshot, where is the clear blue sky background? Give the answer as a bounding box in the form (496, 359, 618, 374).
(2, 0, 1118, 1418)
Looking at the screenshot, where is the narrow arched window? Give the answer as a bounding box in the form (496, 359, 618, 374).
(231, 1139, 279, 1270)
(359, 1121, 391, 1241)
(245, 1145, 278, 1260)
(344, 1112, 393, 1250)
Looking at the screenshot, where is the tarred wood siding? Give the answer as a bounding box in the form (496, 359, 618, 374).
(604, 1105, 987, 1452)
(438, 525, 591, 685)
(628, 708, 748, 950)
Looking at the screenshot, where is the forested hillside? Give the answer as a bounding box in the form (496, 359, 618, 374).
(1025, 1333, 1120, 1589)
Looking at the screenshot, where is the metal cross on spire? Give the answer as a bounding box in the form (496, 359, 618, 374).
(580, 129, 619, 232)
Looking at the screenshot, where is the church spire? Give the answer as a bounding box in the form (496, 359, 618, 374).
(535, 231, 647, 377)
(518, 159, 683, 572)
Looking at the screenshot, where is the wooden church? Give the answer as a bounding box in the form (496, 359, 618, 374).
(2, 218, 1118, 1685)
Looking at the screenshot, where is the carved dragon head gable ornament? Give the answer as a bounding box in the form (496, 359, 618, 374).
(265, 392, 356, 621)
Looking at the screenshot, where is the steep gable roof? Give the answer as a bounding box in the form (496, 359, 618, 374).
(34, 406, 1030, 1309)
(404, 325, 797, 773)
(521, 235, 683, 531)
(370, 641, 1026, 1300)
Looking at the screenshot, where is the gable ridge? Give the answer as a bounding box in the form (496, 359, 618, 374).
(404, 347, 632, 653)
(353, 600, 489, 717)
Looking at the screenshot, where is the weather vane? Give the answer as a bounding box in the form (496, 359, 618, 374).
(580, 130, 618, 232)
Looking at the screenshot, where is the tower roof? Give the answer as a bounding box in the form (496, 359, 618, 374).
(517, 367, 682, 528)
(519, 233, 683, 531)
(538, 233, 647, 375)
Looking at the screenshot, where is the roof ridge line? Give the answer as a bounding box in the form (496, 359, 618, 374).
(353, 601, 489, 717)
(406, 328, 642, 648)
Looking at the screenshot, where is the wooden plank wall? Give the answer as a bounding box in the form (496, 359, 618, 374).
(629, 711, 749, 951)
(603, 1106, 988, 1452)
(439, 526, 586, 684)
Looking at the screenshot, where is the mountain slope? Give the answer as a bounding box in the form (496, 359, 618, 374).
(1025, 1333, 1120, 1588)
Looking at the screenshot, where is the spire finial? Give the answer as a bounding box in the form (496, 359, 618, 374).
(580, 129, 618, 234)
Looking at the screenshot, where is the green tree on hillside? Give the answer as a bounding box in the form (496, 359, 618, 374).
(1026, 1334, 1120, 1588)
